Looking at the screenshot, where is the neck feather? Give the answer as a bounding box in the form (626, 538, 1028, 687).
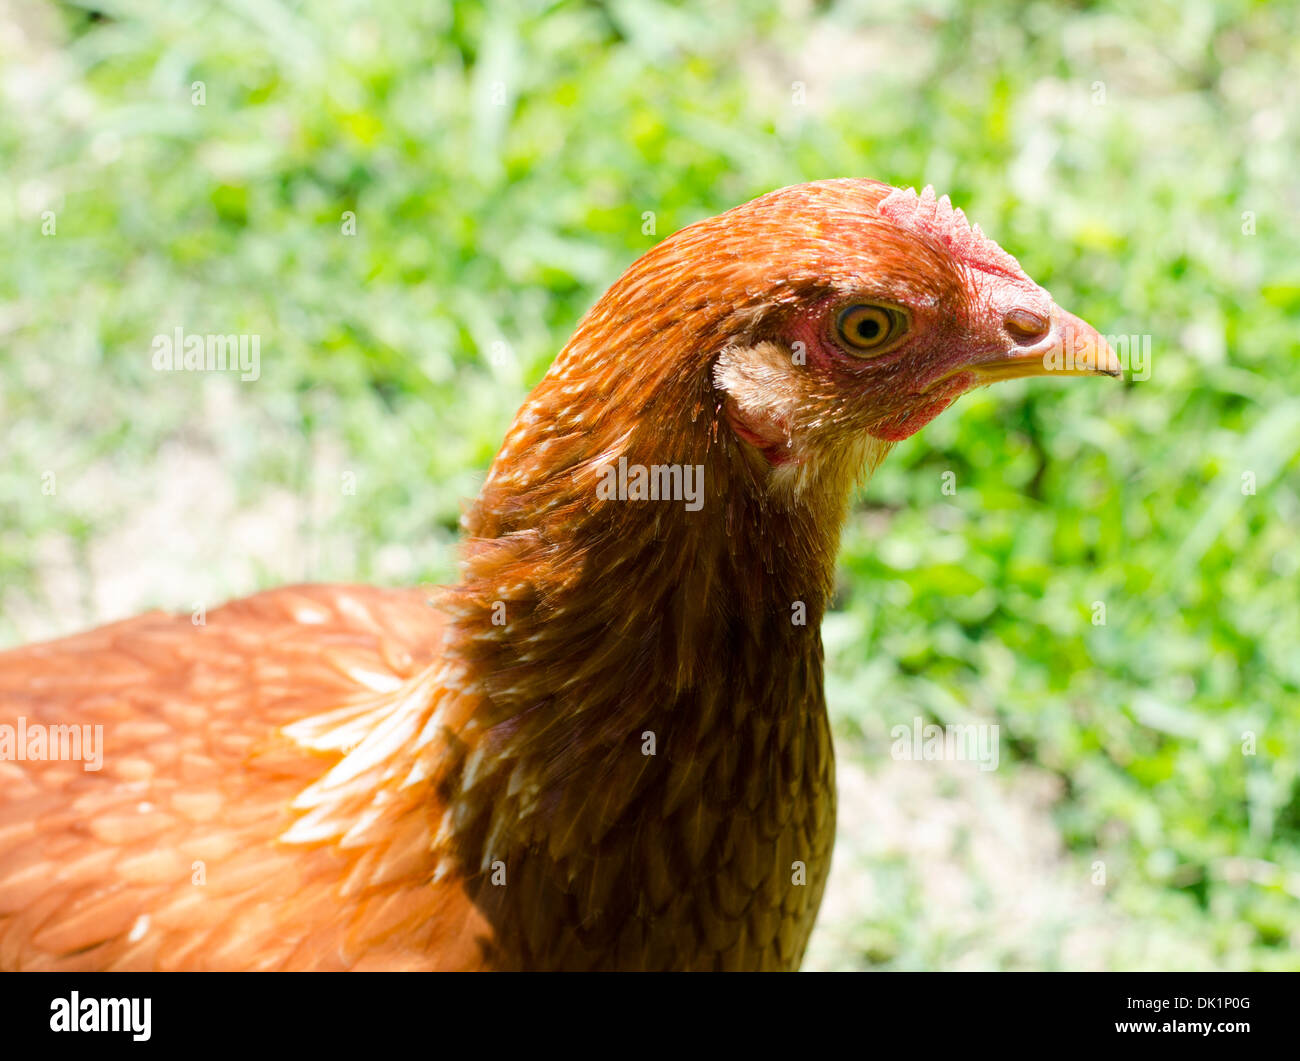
(436, 350, 883, 834)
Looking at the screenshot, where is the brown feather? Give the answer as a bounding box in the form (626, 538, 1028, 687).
(0, 178, 1079, 969)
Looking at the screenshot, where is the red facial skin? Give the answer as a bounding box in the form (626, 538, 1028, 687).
(726, 270, 1053, 462)
(725, 406, 802, 465)
(867, 375, 970, 441)
(704, 182, 1069, 466)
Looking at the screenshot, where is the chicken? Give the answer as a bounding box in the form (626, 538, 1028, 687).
(0, 180, 1119, 971)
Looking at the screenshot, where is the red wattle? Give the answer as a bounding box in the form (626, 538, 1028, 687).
(868, 394, 958, 441)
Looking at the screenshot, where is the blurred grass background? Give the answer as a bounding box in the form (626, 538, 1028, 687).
(1, 0, 1297, 969)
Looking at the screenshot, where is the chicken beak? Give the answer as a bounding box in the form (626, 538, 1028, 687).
(969, 304, 1123, 383)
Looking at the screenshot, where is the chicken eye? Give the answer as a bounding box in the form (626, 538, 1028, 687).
(835, 304, 904, 355)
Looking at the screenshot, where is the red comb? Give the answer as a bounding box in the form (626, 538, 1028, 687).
(879, 185, 1031, 283)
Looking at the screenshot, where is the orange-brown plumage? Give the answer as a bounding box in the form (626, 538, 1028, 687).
(0, 180, 1117, 970)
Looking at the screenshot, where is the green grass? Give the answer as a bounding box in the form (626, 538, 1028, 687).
(2, 0, 1297, 969)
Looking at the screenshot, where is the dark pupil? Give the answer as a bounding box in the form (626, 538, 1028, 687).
(856, 316, 881, 341)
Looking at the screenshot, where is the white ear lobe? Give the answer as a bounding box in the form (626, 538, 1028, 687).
(713, 342, 800, 400)
(713, 341, 801, 447)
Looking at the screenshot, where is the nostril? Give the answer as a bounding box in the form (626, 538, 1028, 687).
(1005, 309, 1049, 342)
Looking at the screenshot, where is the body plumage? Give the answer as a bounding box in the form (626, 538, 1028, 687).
(0, 179, 1117, 969)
